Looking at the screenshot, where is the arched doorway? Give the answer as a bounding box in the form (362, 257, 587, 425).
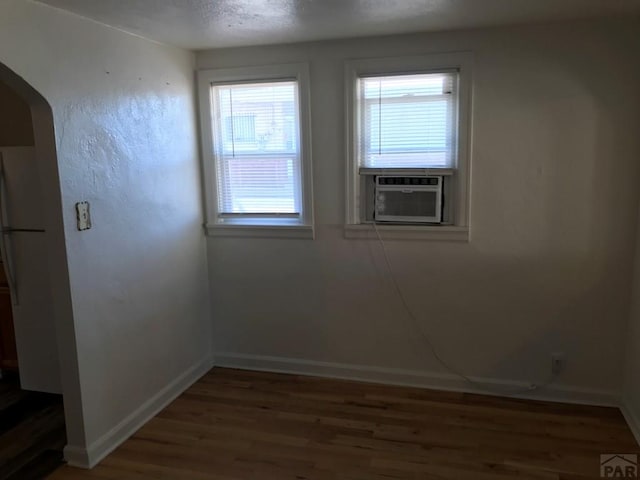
(0, 63, 80, 476)
(0, 79, 61, 393)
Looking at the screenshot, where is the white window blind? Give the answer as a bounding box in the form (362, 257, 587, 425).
(211, 80, 301, 216)
(358, 72, 458, 169)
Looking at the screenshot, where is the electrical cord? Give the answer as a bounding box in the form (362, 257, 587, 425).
(372, 221, 557, 397)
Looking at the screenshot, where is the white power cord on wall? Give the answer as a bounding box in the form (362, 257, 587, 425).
(371, 222, 557, 397)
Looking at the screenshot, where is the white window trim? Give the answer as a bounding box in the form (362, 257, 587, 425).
(198, 63, 314, 239)
(344, 52, 473, 241)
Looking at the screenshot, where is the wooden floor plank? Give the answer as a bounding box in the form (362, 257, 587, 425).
(48, 368, 639, 479)
(0, 379, 65, 479)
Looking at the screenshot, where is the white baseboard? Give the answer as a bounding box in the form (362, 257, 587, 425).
(64, 354, 213, 469)
(213, 352, 619, 407)
(621, 398, 640, 447)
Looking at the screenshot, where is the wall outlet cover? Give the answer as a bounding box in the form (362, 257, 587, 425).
(76, 201, 91, 231)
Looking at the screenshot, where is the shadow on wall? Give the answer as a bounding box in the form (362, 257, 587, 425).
(210, 232, 619, 383)
(0, 80, 33, 147)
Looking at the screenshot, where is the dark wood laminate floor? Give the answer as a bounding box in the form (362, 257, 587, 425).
(0, 374, 65, 479)
(50, 367, 638, 479)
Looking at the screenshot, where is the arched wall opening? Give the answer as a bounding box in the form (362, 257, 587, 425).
(0, 62, 85, 453)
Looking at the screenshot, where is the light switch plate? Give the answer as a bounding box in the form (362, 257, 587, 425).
(76, 201, 91, 231)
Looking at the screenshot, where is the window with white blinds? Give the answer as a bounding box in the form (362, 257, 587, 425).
(211, 80, 301, 217)
(358, 72, 458, 169)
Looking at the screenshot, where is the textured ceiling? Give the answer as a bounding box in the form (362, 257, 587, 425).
(36, 0, 640, 50)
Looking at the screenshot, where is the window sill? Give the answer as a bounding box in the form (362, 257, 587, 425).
(344, 224, 469, 242)
(359, 167, 455, 176)
(205, 223, 315, 239)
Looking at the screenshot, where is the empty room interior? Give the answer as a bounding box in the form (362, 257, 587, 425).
(1, 0, 640, 478)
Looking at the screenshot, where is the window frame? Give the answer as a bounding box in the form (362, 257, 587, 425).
(198, 63, 314, 239)
(344, 53, 473, 241)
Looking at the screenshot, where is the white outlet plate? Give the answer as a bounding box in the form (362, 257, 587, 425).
(76, 201, 91, 231)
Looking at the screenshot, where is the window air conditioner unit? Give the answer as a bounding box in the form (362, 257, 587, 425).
(374, 175, 443, 224)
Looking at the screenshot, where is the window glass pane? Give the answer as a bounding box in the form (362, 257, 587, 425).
(359, 72, 457, 168)
(225, 115, 256, 143)
(211, 81, 300, 215)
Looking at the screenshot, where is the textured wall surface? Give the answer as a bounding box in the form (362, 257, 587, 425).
(0, 0, 211, 462)
(199, 19, 640, 398)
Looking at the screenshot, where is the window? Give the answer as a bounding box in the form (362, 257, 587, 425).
(359, 73, 457, 169)
(225, 114, 256, 143)
(213, 82, 299, 215)
(345, 53, 472, 241)
(198, 64, 313, 238)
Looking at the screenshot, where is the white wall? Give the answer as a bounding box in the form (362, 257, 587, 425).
(198, 19, 640, 401)
(624, 207, 640, 440)
(0, 0, 211, 467)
